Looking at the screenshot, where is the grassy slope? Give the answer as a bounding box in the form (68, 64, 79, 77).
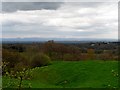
(3, 61, 118, 88)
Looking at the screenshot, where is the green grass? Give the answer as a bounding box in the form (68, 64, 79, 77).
(2, 60, 119, 88)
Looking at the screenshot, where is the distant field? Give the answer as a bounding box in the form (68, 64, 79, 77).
(3, 61, 118, 88)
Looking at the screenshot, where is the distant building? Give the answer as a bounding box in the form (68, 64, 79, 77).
(48, 40, 54, 43)
(91, 43, 95, 46)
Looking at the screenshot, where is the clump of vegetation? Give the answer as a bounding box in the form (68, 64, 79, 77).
(2, 48, 51, 89)
(31, 53, 51, 67)
(2, 48, 51, 72)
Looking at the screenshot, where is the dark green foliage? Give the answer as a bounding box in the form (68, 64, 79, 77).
(31, 53, 51, 67)
(3, 44, 25, 52)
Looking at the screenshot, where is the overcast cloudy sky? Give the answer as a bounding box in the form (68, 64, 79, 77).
(1, 2, 118, 39)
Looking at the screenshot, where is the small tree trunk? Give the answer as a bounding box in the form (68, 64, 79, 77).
(18, 76, 23, 90)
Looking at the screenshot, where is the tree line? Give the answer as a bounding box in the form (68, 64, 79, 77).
(2, 41, 119, 75)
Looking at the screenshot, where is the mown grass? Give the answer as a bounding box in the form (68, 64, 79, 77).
(2, 60, 119, 88)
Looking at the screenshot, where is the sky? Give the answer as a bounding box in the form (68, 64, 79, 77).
(1, 2, 118, 39)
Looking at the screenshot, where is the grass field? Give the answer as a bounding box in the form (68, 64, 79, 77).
(2, 61, 119, 88)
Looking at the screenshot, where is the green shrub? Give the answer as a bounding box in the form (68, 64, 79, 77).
(31, 53, 51, 67)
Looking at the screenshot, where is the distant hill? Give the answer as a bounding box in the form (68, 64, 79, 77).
(2, 38, 117, 42)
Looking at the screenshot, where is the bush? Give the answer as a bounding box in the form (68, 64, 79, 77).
(2, 49, 20, 67)
(31, 53, 51, 67)
(2, 49, 32, 74)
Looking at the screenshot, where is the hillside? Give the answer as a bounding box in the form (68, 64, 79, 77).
(3, 61, 118, 88)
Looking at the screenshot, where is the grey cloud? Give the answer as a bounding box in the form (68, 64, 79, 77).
(2, 23, 117, 38)
(2, 25, 67, 38)
(2, 20, 35, 27)
(2, 2, 108, 13)
(2, 2, 63, 13)
(0, 3, 1, 13)
(2, 21, 24, 27)
(65, 2, 105, 8)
